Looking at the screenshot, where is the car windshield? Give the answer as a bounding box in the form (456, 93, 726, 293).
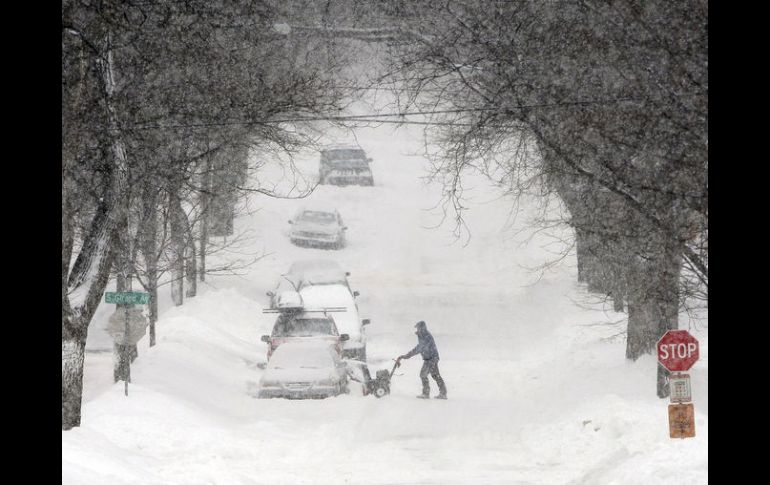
(298, 211, 336, 224)
(329, 159, 368, 169)
(322, 149, 365, 161)
(272, 316, 335, 337)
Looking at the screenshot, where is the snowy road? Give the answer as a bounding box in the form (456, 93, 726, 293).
(63, 123, 708, 484)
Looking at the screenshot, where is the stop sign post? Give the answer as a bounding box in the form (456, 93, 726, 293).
(657, 330, 699, 439)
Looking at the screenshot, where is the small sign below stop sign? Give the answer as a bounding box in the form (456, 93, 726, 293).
(657, 330, 700, 372)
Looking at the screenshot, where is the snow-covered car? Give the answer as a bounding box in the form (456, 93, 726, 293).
(258, 341, 349, 399)
(319, 146, 374, 186)
(286, 259, 354, 293)
(299, 284, 370, 362)
(288, 208, 347, 249)
(261, 309, 349, 360)
(266, 260, 355, 308)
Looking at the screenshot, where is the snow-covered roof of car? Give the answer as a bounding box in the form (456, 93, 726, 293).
(295, 206, 339, 217)
(300, 286, 361, 337)
(299, 285, 355, 308)
(287, 259, 349, 286)
(321, 144, 365, 152)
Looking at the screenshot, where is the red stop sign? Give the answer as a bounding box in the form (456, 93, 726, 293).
(657, 330, 699, 372)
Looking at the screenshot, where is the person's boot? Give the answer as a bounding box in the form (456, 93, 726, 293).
(418, 379, 430, 399)
(434, 394, 447, 400)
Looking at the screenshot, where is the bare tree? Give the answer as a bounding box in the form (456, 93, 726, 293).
(377, 0, 707, 396)
(62, 0, 348, 429)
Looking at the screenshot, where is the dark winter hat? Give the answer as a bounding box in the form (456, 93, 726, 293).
(415, 320, 427, 330)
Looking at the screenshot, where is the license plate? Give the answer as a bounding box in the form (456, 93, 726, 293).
(286, 383, 311, 389)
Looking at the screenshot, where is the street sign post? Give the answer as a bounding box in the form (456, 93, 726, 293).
(658, 330, 699, 439)
(104, 291, 150, 396)
(657, 330, 699, 372)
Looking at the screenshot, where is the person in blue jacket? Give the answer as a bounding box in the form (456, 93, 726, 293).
(397, 321, 447, 399)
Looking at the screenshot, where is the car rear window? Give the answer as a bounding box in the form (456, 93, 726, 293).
(273, 317, 335, 337)
(298, 211, 336, 224)
(322, 149, 365, 161)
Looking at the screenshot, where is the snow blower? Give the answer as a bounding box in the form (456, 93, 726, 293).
(346, 359, 401, 398)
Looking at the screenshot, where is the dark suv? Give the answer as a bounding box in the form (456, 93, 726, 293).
(319, 147, 374, 186)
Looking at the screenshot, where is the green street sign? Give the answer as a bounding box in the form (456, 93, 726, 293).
(105, 292, 150, 305)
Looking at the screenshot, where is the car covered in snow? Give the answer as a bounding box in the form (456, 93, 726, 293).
(298, 284, 370, 362)
(266, 260, 355, 309)
(288, 208, 347, 249)
(257, 341, 349, 399)
(319, 146, 374, 186)
(261, 306, 349, 360)
(287, 259, 354, 293)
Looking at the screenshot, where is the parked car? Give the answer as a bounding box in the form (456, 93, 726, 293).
(298, 284, 370, 362)
(288, 208, 347, 249)
(257, 341, 349, 399)
(266, 260, 355, 309)
(261, 304, 349, 360)
(319, 146, 374, 186)
(286, 259, 354, 293)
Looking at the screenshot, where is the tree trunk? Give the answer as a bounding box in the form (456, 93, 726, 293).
(139, 186, 159, 346)
(185, 237, 197, 298)
(169, 187, 185, 306)
(144, 242, 160, 344)
(113, 272, 136, 382)
(583, 234, 603, 293)
(625, 288, 657, 360)
(590, 248, 613, 294)
(612, 281, 625, 312)
(199, 156, 211, 282)
(575, 228, 587, 283)
(609, 246, 626, 313)
(62, 335, 86, 430)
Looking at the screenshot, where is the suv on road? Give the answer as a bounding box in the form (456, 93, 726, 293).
(319, 146, 374, 186)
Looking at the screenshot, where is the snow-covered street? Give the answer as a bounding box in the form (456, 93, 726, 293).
(63, 123, 708, 484)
